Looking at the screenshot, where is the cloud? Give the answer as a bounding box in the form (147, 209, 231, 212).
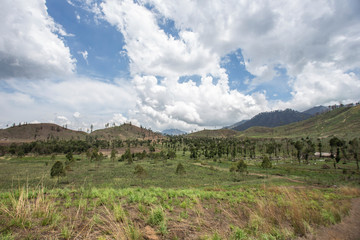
(95, 0, 360, 130)
(100, 0, 223, 79)
(56, 115, 71, 126)
(287, 62, 360, 110)
(78, 50, 88, 64)
(0, 0, 76, 80)
(2, 0, 359, 132)
(0, 77, 138, 130)
(73, 112, 81, 118)
(130, 75, 269, 131)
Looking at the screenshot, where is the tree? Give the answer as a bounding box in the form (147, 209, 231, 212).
(230, 159, 248, 180)
(175, 163, 186, 175)
(317, 139, 323, 158)
(120, 148, 133, 164)
(261, 155, 272, 177)
(294, 141, 304, 164)
(329, 137, 343, 169)
(110, 148, 117, 162)
(167, 149, 176, 159)
(149, 145, 155, 153)
(66, 152, 74, 162)
(349, 138, 359, 170)
(303, 139, 315, 164)
(50, 161, 66, 183)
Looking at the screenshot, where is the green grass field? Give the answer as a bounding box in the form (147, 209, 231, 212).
(0, 149, 360, 239)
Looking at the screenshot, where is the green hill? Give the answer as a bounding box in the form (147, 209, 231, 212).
(0, 123, 87, 143)
(241, 105, 360, 139)
(187, 129, 238, 138)
(90, 123, 163, 140)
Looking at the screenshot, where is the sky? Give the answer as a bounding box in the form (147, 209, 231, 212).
(1, 0, 360, 132)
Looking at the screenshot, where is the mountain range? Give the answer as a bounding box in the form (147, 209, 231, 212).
(228, 106, 328, 131)
(1, 105, 358, 142)
(161, 129, 187, 136)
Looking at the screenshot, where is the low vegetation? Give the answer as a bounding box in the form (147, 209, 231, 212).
(0, 106, 360, 239)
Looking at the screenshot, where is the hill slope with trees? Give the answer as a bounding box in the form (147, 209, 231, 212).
(187, 129, 239, 138)
(90, 123, 163, 140)
(0, 123, 86, 143)
(242, 105, 360, 138)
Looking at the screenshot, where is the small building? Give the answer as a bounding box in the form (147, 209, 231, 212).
(314, 152, 332, 158)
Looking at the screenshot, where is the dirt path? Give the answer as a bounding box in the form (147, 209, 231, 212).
(301, 198, 360, 240)
(192, 162, 306, 184)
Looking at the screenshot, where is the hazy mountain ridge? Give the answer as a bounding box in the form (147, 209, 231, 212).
(162, 129, 187, 136)
(224, 120, 248, 130)
(187, 129, 238, 138)
(302, 106, 328, 115)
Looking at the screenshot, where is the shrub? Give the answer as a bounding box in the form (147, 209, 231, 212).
(261, 156, 272, 169)
(148, 207, 165, 226)
(134, 165, 147, 178)
(175, 163, 186, 175)
(321, 164, 330, 169)
(50, 161, 66, 183)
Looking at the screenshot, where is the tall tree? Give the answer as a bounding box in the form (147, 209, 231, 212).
(294, 141, 304, 164)
(349, 138, 359, 170)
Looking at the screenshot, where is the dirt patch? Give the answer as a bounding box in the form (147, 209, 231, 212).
(144, 225, 159, 240)
(300, 198, 360, 240)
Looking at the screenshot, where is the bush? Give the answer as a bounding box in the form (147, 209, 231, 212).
(148, 207, 165, 226)
(50, 161, 66, 182)
(261, 156, 272, 169)
(175, 163, 186, 175)
(134, 165, 147, 178)
(321, 164, 330, 169)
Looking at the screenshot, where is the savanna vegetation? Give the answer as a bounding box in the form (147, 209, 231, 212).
(0, 132, 359, 239)
(1, 105, 360, 239)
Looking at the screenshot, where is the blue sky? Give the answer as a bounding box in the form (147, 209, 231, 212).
(0, 0, 360, 131)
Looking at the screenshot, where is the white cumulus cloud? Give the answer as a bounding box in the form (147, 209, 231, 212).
(0, 0, 76, 80)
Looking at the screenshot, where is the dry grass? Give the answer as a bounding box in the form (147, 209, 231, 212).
(0, 185, 359, 239)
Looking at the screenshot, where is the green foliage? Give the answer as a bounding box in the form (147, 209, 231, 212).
(261, 156, 272, 169)
(134, 165, 147, 178)
(149, 145, 155, 152)
(65, 152, 73, 162)
(175, 163, 186, 175)
(235, 159, 247, 174)
(120, 148, 133, 164)
(147, 207, 165, 226)
(110, 148, 117, 162)
(230, 226, 247, 240)
(294, 141, 304, 163)
(167, 149, 176, 159)
(50, 161, 66, 181)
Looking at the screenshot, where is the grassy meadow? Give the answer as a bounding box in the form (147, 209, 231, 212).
(0, 146, 360, 239)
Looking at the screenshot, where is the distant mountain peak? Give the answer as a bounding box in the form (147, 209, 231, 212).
(162, 129, 187, 136)
(302, 106, 328, 115)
